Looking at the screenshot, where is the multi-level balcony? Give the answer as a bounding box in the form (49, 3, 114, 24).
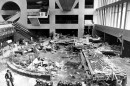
(27, 0, 49, 26)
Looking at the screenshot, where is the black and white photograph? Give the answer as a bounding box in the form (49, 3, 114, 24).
(0, 0, 129, 86)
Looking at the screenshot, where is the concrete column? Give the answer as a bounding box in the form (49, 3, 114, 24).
(78, 15, 84, 38)
(78, 0, 85, 38)
(49, 0, 56, 34)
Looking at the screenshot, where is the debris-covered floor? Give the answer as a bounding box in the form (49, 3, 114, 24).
(0, 36, 130, 86)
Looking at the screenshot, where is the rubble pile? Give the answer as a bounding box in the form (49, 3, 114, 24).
(80, 36, 127, 86)
(2, 34, 127, 86)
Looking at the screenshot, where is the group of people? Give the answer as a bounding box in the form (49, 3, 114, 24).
(57, 81, 82, 86)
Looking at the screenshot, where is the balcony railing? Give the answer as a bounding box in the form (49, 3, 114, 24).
(28, 11, 49, 18)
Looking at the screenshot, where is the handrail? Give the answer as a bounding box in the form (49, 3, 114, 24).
(16, 30, 31, 40)
(13, 23, 29, 33)
(12, 22, 38, 41)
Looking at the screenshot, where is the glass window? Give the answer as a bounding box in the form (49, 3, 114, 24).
(121, 3, 127, 29)
(114, 5, 118, 27)
(117, 4, 122, 28)
(125, 2, 130, 30)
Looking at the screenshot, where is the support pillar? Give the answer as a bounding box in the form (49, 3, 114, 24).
(49, 0, 55, 35)
(78, 0, 85, 38)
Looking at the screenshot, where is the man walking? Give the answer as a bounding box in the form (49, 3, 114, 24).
(5, 70, 14, 86)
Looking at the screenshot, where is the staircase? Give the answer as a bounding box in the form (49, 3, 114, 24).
(12, 22, 38, 41)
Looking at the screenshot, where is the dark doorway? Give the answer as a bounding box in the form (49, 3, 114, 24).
(85, 0, 94, 8)
(56, 29, 78, 37)
(84, 26, 93, 35)
(29, 29, 50, 38)
(56, 15, 78, 24)
(122, 40, 130, 57)
(84, 15, 93, 20)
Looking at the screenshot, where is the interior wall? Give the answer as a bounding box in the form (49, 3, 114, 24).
(0, 0, 94, 37)
(26, 0, 94, 37)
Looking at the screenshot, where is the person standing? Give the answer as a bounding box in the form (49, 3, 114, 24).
(5, 70, 14, 86)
